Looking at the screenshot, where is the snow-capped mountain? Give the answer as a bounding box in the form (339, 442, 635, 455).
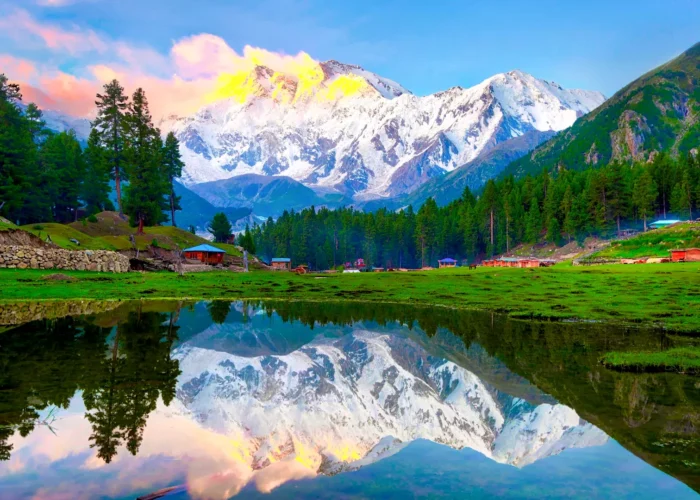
(171, 328, 608, 479)
(162, 62, 605, 203)
(17, 102, 91, 142)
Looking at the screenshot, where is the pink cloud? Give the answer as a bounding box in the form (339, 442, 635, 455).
(1, 27, 324, 121)
(0, 9, 107, 55)
(0, 55, 37, 81)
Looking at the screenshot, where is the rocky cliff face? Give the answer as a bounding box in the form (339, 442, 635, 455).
(171, 328, 608, 477)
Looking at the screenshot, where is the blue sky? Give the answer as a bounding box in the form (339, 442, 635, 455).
(1, 0, 698, 116)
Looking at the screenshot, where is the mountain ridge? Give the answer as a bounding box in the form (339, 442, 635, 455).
(504, 42, 700, 178)
(161, 62, 604, 209)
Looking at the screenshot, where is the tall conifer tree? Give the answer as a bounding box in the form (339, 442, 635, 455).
(94, 80, 128, 215)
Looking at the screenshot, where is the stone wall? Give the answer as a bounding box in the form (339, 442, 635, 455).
(0, 245, 130, 273)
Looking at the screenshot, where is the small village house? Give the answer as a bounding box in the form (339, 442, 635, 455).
(518, 259, 541, 268)
(183, 244, 226, 265)
(438, 258, 457, 268)
(271, 258, 291, 271)
(671, 248, 700, 262)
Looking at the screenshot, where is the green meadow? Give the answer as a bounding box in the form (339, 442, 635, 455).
(1, 263, 698, 331)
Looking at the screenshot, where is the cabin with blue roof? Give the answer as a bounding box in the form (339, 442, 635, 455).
(438, 258, 457, 268)
(183, 244, 226, 265)
(271, 257, 291, 271)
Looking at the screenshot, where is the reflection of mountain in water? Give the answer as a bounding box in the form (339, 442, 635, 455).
(173, 326, 608, 477)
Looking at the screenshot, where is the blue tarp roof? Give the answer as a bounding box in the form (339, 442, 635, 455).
(438, 258, 457, 263)
(183, 244, 225, 253)
(650, 220, 681, 225)
(272, 258, 291, 263)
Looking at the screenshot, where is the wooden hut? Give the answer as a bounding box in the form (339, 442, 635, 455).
(671, 248, 700, 262)
(271, 258, 291, 270)
(438, 258, 457, 268)
(518, 259, 541, 268)
(183, 244, 226, 265)
(499, 257, 519, 268)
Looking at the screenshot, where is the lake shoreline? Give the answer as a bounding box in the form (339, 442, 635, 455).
(1, 264, 699, 331)
(2, 264, 699, 375)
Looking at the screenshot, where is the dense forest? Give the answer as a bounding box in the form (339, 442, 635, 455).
(0, 73, 184, 231)
(252, 153, 699, 269)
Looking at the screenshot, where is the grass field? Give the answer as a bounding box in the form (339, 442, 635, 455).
(595, 222, 700, 259)
(1, 263, 699, 333)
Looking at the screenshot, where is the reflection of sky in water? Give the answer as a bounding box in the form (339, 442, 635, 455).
(0, 304, 697, 500)
(1, 395, 695, 500)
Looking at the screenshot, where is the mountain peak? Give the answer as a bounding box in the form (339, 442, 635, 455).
(166, 61, 604, 200)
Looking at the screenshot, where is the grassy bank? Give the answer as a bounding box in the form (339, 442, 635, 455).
(9, 211, 241, 256)
(595, 222, 700, 259)
(601, 347, 700, 375)
(1, 263, 699, 332)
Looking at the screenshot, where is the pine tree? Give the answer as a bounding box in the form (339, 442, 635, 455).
(40, 131, 85, 222)
(240, 224, 256, 254)
(670, 182, 690, 219)
(633, 169, 657, 231)
(546, 217, 561, 244)
(25, 103, 49, 143)
(82, 129, 113, 215)
(162, 132, 184, 227)
(123, 88, 168, 232)
(415, 198, 438, 266)
(93, 80, 128, 215)
(525, 199, 542, 243)
(0, 74, 21, 101)
(208, 212, 232, 243)
(482, 180, 498, 251)
(0, 77, 35, 222)
(607, 162, 631, 234)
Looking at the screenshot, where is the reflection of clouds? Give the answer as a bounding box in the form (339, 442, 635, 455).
(0, 396, 318, 499)
(253, 460, 316, 494)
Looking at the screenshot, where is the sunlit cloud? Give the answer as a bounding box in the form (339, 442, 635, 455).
(0, 55, 37, 81)
(0, 9, 107, 55)
(0, 9, 356, 120)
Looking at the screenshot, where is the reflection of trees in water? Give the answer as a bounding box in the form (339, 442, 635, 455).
(0, 309, 181, 464)
(206, 301, 232, 324)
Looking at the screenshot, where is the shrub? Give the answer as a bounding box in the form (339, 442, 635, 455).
(32, 224, 44, 230)
(151, 238, 160, 248)
(87, 214, 98, 223)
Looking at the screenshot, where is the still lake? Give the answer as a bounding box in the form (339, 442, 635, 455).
(0, 300, 698, 499)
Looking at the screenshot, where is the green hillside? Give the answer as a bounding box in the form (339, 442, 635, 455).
(595, 222, 700, 259)
(16, 211, 241, 255)
(506, 42, 700, 177)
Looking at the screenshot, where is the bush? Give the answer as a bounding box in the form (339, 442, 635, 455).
(32, 224, 44, 230)
(87, 214, 98, 223)
(336, 265, 346, 273)
(81, 218, 88, 227)
(151, 238, 160, 248)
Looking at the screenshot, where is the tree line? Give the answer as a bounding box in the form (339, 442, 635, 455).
(0, 73, 184, 231)
(251, 152, 699, 269)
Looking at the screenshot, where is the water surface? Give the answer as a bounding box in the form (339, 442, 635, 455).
(0, 300, 697, 499)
